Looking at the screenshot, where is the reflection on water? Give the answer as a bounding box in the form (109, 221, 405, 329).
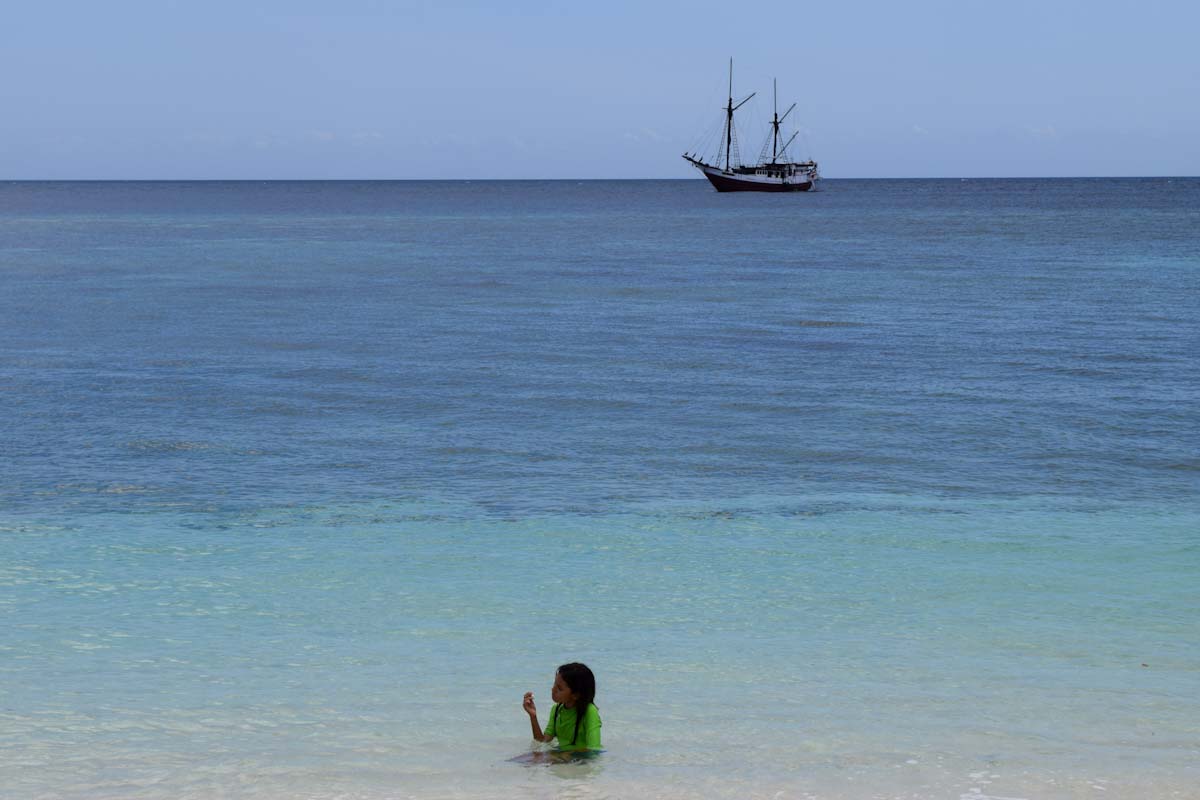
(509, 749, 603, 767)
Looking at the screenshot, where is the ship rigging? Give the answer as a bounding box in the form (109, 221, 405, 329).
(683, 60, 820, 192)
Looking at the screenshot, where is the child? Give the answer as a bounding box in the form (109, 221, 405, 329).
(522, 662, 602, 751)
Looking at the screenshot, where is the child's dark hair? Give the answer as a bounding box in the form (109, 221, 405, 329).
(556, 662, 597, 747)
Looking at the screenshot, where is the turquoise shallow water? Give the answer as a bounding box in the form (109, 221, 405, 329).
(3, 498, 1197, 799)
(1, 179, 1198, 798)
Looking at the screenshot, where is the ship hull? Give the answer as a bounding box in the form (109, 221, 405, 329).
(691, 162, 814, 193)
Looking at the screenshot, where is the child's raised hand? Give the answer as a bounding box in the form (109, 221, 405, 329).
(523, 691, 537, 717)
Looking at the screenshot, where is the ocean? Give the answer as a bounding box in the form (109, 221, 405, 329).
(1, 178, 1197, 800)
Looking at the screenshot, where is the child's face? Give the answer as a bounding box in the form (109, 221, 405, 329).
(550, 672, 577, 707)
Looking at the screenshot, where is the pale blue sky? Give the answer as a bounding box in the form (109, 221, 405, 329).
(3, 0, 1197, 178)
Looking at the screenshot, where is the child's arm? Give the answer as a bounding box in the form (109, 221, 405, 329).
(523, 692, 553, 742)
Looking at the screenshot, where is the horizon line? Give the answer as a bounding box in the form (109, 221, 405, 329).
(4, 175, 1198, 183)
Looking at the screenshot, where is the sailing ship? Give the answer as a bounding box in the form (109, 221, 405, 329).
(682, 61, 819, 192)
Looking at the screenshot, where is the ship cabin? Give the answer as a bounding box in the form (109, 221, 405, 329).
(732, 162, 815, 180)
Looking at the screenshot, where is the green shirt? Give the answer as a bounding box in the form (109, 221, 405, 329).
(547, 702, 602, 751)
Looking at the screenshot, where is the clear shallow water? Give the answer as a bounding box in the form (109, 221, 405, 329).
(1, 179, 1198, 799)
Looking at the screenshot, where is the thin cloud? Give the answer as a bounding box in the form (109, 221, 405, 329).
(350, 131, 385, 144)
(1026, 125, 1058, 139)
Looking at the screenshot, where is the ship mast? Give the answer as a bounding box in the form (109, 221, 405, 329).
(723, 59, 755, 171)
(725, 60, 734, 171)
(772, 80, 777, 163)
(770, 79, 796, 165)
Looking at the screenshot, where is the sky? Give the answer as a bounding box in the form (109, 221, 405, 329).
(2, 0, 1197, 179)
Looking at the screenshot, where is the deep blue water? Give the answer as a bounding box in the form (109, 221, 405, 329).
(3, 179, 1198, 514)
(1, 179, 1198, 799)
